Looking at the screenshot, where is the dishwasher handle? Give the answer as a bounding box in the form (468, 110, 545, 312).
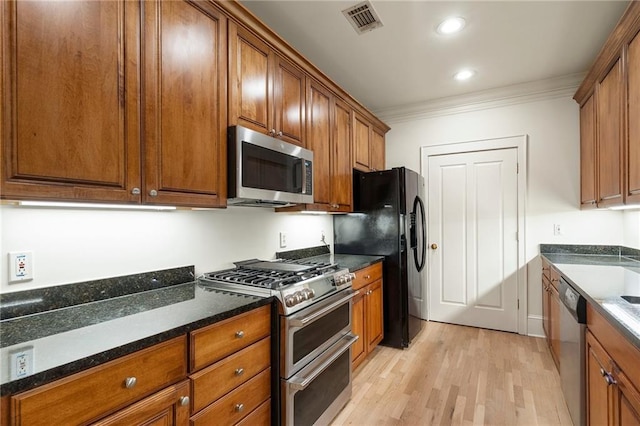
(559, 277, 587, 323)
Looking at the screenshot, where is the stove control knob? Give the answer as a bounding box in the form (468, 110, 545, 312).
(285, 295, 296, 307)
(294, 291, 304, 303)
(303, 288, 315, 299)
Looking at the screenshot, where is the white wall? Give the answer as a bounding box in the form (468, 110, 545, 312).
(382, 94, 625, 335)
(0, 205, 332, 293)
(624, 210, 640, 249)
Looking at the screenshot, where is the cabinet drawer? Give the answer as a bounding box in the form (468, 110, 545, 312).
(352, 262, 382, 291)
(549, 267, 560, 290)
(542, 257, 551, 280)
(235, 399, 270, 426)
(190, 368, 270, 426)
(190, 305, 271, 372)
(11, 336, 187, 426)
(190, 337, 270, 413)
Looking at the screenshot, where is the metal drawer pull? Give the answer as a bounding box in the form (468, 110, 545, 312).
(235, 330, 244, 339)
(179, 396, 190, 406)
(235, 403, 244, 413)
(124, 377, 137, 389)
(364, 274, 371, 280)
(289, 290, 357, 327)
(600, 368, 617, 386)
(235, 368, 245, 376)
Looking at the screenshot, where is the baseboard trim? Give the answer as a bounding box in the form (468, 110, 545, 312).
(527, 315, 545, 338)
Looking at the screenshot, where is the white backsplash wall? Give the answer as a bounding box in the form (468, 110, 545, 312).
(381, 94, 626, 336)
(624, 210, 640, 250)
(0, 205, 332, 293)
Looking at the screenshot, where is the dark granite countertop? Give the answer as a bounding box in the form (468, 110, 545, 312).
(540, 245, 640, 351)
(0, 271, 271, 396)
(305, 253, 384, 272)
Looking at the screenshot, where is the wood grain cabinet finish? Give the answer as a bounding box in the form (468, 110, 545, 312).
(580, 95, 598, 208)
(1, 0, 141, 203)
(627, 28, 640, 204)
(586, 304, 640, 425)
(596, 58, 625, 208)
(10, 336, 187, 426)
(91, 380, 191, 426)
(228, 22, 305, 147)
(1, 0, 227, 207)
(351, 262, 384, 370)
(353, 112, 386, 173)
(541, 259, 560, 370)
(370, 127, 386, 172)
(142, 0, 228, 207)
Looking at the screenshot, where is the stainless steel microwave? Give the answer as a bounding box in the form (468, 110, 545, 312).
(227, 126, 313, 207)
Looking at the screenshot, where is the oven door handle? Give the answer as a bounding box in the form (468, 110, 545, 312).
(289, 290, 358, 327)
(289, 333, 358, 391)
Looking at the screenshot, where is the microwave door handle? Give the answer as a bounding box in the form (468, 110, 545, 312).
(301, 160, 307, 194)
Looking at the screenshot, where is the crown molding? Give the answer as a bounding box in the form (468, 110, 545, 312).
(373, 73, 586, 125)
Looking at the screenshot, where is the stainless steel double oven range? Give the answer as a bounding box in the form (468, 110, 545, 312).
(199, 259, 358, 425)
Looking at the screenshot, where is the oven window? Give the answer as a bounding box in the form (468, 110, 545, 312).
(293, 303, 349, 364)
(294, 350, 350, 426)
(242, 142, 302, 193)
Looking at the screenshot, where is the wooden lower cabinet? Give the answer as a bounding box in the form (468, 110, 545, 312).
(541, 259, 560, 369)
(92, 380, 190, 426)
(586, 304, 640, 425)
(351, 262, 384, 370)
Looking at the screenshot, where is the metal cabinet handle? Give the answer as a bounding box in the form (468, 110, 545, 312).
(179, 396, 190, 406)
(270, 129, 276, 136)
(124, 377, 137, 389)
(235, 368, 245, 376)
(235, 403, 244, 413)
(235, 330, 245, 339)
(131, 187, 141, 195)
(149, 189, 158, 197)
(364, 275, 371, 280)
(600, 368, 617, 386)
(277, 131, 283, 137)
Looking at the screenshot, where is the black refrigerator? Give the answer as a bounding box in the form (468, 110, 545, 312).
(334, 167, 426, 348)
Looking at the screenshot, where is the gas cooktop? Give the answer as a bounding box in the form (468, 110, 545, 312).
(199, 258, 354, 315)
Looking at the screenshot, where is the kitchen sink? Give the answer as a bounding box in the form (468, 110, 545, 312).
(621, 295, 640, 304)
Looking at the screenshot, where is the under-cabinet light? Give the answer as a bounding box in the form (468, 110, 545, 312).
(18, 201, 176, 211)
(608, 205, 640, 211)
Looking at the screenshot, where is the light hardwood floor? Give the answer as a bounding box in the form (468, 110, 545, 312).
(332, 321, 573, 425)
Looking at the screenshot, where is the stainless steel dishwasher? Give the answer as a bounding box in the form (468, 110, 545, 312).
(559, 276, 587, 426)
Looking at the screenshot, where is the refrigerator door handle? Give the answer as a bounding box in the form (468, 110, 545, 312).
(412, 196, 426, 272)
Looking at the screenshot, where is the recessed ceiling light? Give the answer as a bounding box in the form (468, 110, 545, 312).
(437, 17, 466, 35)
(454, 69, 476, 81)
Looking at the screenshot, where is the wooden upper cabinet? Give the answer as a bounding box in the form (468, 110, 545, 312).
(580, 95, 598, 208)
(627, 29, 640, 204)
(332, 98, 353, 210)
(228, 22, 305, 147)
(142, 0, 227, 207)
(597, 58, 624, 207)
(370, 127, 385, 172)
(353, 113, 372, 172)
(273, 55, 305, 147)
(1, 0, 141, 202)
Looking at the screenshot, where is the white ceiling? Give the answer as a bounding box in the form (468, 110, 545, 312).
(240, 0, 629, 114)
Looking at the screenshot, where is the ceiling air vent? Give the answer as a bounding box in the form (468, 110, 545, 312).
(342, 1, 383, 35)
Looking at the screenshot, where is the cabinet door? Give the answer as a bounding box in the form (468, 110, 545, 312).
(580, 95, 598, 208)
(549, 284, 561, 368)
(228, 22, 271, 135)
(273, 56, 305, 147)
(142, 0, 227, 207)
(370, 127, 385, 172)
(1, 0, 141, 202)
(353, 112, 371, 172)
(586, 331, 614, 426)
(597, 58, 624, 207)
(613, 367, 640, 426)
(306, 80, 332, 206)
(541, 275, 550, 340)
(91, 380, 190, 426)
(627, 29, 640, 204)
(332, 98, 353, 211)
(351, 291, 366, 369)
(365, 280, 384, 353)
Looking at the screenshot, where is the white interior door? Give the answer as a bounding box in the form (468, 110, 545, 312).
(427, 148, 519, 332)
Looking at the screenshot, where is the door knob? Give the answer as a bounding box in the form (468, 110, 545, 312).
(431, 243, 438, 250)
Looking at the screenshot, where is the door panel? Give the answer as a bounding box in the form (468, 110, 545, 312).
(428, 148, 519, 332)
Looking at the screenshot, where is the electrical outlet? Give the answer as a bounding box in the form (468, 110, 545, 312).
(554, 224, 562, 236)
(10, 347, 34, 380)
(279, 232, 287, 248)
(9, 252, 33, 283)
